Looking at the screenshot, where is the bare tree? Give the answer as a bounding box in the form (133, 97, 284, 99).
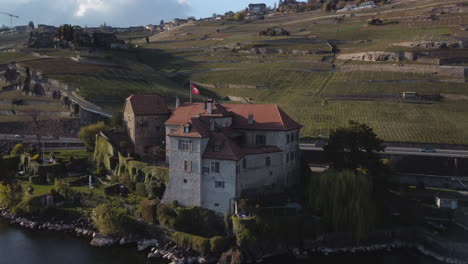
(23, 110, 65, 161)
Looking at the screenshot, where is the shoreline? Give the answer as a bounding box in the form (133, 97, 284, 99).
(1, 208, 467, 264)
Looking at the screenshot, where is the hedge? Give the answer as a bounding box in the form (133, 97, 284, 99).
(141, 199, 159, 224)
(210, 236, 228, 254)
(93, 135, 168, 198)
(172, 232, 210, 255)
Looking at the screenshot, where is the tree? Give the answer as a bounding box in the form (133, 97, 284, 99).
(10, 143, 25, 156)
(23, 110, 63, 160)
(323, 120, 385, 171)
(234, 12, 245, 21)
(78, 122, 109, 152)
(109, 111, 123, 128)
(57, 24, 75, 41)
(310, 169, 375, 242)
(28, 21, 35, 29)
(0, 183, 22, 209)
(93, 201, 132, 235)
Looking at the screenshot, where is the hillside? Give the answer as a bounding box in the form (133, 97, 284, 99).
(1, 0, 468, 144)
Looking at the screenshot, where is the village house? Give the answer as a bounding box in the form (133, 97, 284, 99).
(249, 3, 267, 14)
(123, 94, 170, 159)
(162, 100, 302, 214)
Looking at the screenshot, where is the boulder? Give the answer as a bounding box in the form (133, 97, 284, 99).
(137, 239, 159, 251)
(90, 235, 119, 247)
(258, 27, 290, 37)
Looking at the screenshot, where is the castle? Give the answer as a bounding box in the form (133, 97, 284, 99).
(123, 95, 302, 214)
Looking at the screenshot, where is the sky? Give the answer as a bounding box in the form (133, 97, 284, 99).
(0, 0, 279, 27)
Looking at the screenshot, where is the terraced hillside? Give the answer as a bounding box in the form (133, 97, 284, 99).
(1, 0, 468, 144)
(132, 0, 468, 144)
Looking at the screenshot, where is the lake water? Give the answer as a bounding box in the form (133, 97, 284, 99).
(0, 219, 441, 264)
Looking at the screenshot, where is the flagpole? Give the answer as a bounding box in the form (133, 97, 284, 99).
(189, 81, 192, 103)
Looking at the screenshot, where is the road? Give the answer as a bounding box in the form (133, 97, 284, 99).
(300, 144, 468, 158)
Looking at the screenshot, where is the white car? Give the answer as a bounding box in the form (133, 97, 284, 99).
(14, 134, 22, 138)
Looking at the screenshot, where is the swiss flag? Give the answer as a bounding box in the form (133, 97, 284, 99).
(191, 84, 200, 95)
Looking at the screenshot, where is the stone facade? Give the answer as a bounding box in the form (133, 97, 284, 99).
(123, 95, 169, 159)
(162, 101, 301, 214)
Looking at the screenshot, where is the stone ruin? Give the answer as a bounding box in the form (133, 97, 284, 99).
(258, 26, 290, 37)
(28, 31, 54, 48)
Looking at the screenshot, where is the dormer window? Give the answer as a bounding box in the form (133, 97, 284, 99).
(214, 144, 221, 152)
(184, 125, 191, 133)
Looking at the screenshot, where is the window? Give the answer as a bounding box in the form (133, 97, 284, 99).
(291, 151, 295, 161)
(183, 160, 191, 172)
(215, 181, 225, 189)
(291, 132, 295, 142)
(178, 139, 192, 151)
(286, 152, 290, 163)
(266, 157, 271, 167)
(202, 167, 210, 174)
(242, 158, 247, 169)
(255, 135, 266, 145)
(183, 179, 188, 183)
(184, 125, 191, 133)
(286, 134, 291, 144)
(211, 161, 220, 173)
(214, 203, 220, 207)
(214, 144, 221, 152)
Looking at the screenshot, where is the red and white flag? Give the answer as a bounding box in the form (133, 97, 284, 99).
(191, 83, 200, 95)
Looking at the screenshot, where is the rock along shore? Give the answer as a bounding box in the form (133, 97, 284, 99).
(1, 208, 467, 264)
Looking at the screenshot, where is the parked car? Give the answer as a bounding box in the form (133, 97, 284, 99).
(14, 134, 23, 138)
(420, 148, 437, 153)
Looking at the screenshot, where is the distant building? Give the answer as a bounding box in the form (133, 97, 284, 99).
(37, 24, 57, 32)
(13, 25, 31, 33)
(435, 195, 458, 210)
(123, 94, 170, 158)
(162, 100, 302, 214)
(249, 3, 267, 14)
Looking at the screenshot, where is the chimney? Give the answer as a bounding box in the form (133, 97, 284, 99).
(175, 97, 180, 108)
(210, 118, 215, 131)
(248, 113, 255, 125)
(207, 99, 213, 114)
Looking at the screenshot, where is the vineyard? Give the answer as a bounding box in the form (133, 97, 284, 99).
(2, 0, 468, 144)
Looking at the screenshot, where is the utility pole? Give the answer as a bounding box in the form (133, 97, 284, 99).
(0, 11, 19, 28)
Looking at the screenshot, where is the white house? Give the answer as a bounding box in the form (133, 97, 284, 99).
(162, 100, 302, 214)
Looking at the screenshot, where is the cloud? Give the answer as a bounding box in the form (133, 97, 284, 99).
(1, 0, 191, 27)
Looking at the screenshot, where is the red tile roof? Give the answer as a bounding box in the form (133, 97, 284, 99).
(203, 132, 282, 161)
(125, 94, 169, 115)
(166, 102, 302, 131)
(168, 117, 211, 138)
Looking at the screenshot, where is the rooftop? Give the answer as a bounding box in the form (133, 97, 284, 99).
(125, 94, 169, 115)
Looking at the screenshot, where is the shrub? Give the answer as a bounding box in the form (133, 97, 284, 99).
(174, 206, 224, 237)
(78, 122, 108, 151)
(172, 232, 210, 255)
(141, 199, 159, 224)
(157, 203, 177, 229)
(135, 182, 148, 197)
(12, 195, 43, 215)
(0, 184, 16, 209)
(93, 201, 132, 235)
(10, 143, 25, 156)
(210, 236, 227, 254)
